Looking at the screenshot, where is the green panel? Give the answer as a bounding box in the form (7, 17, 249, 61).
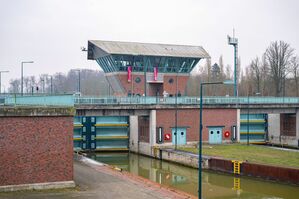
(240, 114, 267, 143)
(96, 140, 128, 149)
(74, 116, 129, 151)
(96, 127, 128, 137)
(96, 116, 128, 124)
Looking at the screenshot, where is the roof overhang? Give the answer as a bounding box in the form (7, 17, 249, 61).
(88, 40, 210, 60)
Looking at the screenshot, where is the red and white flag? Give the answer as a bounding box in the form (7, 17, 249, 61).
(127, 66, 132, 82)
(154, 67, 158, 81)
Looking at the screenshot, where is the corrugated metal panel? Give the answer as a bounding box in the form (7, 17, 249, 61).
(89, 40, 210, 59)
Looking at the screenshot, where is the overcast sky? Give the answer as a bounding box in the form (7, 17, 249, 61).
(0, 0, 298, 91)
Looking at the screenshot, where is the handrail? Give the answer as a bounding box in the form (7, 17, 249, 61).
(74, 96, 299, 105)
(2, 94, 299, 106)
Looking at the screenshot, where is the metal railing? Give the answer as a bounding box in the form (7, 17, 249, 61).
(75, 96, 299, 105)
(2, 94, 299, 106)
(2, 94, 74, 106)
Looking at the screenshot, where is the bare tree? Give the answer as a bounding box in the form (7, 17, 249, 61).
(290, 56, 299, 96)
(260, 55, 269, 95)
(264, 41, 294, 96)
(9, 79, 20, 93)
(249, 57, 262, 93)
(219, 55, 224, 80)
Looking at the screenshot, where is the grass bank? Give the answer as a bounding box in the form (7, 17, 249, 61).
(179, 144, 299, 169)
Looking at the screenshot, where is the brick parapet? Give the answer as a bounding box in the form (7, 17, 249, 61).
(0, 116, 73, 187)
(0, 106, 75, 117)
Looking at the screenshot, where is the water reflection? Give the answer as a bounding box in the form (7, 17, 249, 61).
(88, 152, 299, 199)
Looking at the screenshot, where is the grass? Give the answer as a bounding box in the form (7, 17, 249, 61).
(179, 144, 299, 169)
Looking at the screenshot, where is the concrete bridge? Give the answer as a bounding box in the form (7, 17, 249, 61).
(2, 95, 299, 153)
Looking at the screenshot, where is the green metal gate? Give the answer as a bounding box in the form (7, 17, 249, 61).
(240, 114, 267, 144)
(73, 116, 129, 151)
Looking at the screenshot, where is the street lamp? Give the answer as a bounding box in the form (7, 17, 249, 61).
(228, 32, 238, 97)
(21, 61, 34, 95)
(0, 70, 9, 94)
(198, 80, 233, 199)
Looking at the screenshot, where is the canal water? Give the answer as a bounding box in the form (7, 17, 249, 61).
(88, 152, 299, 199)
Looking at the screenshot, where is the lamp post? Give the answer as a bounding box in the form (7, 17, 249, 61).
(198, 80, 233, 199)
(21, 61, 34, 95)
(0, 70, 9, 94)
(228, 32, 238, 97)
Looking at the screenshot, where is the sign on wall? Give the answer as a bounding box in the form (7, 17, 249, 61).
(154, 67, 158, 81)
(127, 66, 132, 82)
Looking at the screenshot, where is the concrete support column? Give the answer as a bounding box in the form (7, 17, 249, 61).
(268, 114, 281, 144)
(149, 110, 157, 156)
(129, 115, 138, 153)
(237, 109, 240, 142)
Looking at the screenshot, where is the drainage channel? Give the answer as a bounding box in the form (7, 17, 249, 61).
(88, 152, 299, 199)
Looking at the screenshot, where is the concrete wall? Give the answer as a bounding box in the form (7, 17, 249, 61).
(0, 107, 74, 189)
(268, 113, 281, 144)
(160, 149, 209, 169)
(138, 142, 152, 157)
(129, 115, 139, 153)
(149, 110, 156, 148)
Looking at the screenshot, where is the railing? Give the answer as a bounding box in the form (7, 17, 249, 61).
(2, 94, 74, 106)
(2, 94, 299, 106)
(75, 96, 299, 105)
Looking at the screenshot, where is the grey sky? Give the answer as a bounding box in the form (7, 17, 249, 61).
(0, 0, 298, 90)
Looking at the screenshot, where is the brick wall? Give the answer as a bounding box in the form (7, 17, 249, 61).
(114, 73, 190, 96)
(156, 108, 237, 143)
(0, 116, 73, 186)
(163, 75, 189, 96)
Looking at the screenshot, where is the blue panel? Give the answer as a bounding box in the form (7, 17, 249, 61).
(96, 127, 128, 137)
(240, 114, 267, 143)
(74, 141, 81, 148)
(96, 140, 128, 149)
(208, 127, 222, 144)
(172, 128, 187, 145)
(96, 116, 128, 124)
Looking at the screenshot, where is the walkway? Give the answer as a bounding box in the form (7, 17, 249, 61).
(0, 156, 194, 199)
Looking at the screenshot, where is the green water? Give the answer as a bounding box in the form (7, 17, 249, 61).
(88, 152, 299, 199)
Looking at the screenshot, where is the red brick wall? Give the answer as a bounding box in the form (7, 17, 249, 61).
(117, 73, 144, 96)
(163, 75, 189, 96)
(113, 73, 190, 96)
(156, 108, 237, 143)
(0, 116, 73, 186)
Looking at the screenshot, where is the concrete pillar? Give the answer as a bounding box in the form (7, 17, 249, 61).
(129, 115, 139, 153)
(268, 114, 281, 144)
(149, 110, 157, 156)
(237, 109, 240, 142)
